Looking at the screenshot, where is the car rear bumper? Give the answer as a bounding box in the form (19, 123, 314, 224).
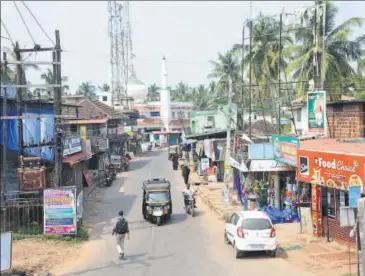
(236, 239, 277, 252)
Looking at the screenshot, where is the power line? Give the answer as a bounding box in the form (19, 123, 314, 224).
(20, 1, 55, 46)
(13, 1, 37, 46)
(0, 19, 15, 46)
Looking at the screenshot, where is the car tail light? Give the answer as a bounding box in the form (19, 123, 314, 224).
(270, 227, 276, 238)
(237, 227, 245, 238)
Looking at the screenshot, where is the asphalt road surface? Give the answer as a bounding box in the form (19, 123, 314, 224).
(57, 150, 314, 276)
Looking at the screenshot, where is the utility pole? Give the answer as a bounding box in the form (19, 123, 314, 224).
(14, 42, 24, 159)
(358, 198, 365, 275)
(248, 20, 253, 139)
(1, 30, 65, 189)
(239, 21, 246, 132)
(320, 1, 326, 90)
(226, 78, 233, 161)
(54, 30, 63, 187)
(278, 12, 283, 134)
(1, 52, 8, 194)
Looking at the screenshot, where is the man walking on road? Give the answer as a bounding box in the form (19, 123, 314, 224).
(112, 210, 130, 259)
(182, 164, 190, 187)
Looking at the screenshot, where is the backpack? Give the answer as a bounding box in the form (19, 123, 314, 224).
(116, 217, 128, 234)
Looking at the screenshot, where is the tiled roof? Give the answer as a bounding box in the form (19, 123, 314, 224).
(301, 139, 365, 156)
(63, 98, 127, 121)
(136, 118, 190, 127)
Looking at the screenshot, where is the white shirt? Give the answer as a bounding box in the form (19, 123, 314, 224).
(182, 188, 196, 197)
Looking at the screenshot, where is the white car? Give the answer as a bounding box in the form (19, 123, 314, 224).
(224, 210, 277, 259)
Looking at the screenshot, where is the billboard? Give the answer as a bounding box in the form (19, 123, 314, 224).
(307, 91, 326, 135)
(297, 149, 365, 195)
(43, 187, 77, 235)
(272, 135, 300, 167)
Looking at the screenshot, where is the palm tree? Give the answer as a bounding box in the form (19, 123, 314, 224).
(77, 82, 97, 100)
(2, 46, 40, 99)
(288, 1, 365, 99)
(208, 50, 240, 99)
(98, 83, 110, 92)
(171, 81, 190, 101)
(146, 83, 160, 102)
(37, 68, 69, 97)
(191, 85, 216, 111)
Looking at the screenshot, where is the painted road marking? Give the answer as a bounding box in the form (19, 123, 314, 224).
(119, 186, 125, 193)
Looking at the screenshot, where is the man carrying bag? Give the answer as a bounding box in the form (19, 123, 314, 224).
(112, 210, 130, 259)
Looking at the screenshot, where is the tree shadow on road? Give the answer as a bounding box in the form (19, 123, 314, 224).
(130, 159, 150, 170)
(62, 253, 175, 275)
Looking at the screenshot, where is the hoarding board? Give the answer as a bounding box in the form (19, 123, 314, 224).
(307, 91, 326, 135)
(44, 187, 77, 235)
(272, 135, 300, 166)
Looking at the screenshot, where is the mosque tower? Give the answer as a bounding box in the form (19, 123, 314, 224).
(160, 56, 171, 131)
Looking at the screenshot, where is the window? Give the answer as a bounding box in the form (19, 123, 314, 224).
(147, 192, 169, 201)
(70, 124, 77, 133)
(325, 188, 348, 219)
(327, 188, 336, 218)
(241, 218, 272, 230)
(296, 110, 302, 122)
(150, 111, 160, 117)
(229, 213, 239, 225)
(172, 112, 175, 119)
(102, 96, 108, 102)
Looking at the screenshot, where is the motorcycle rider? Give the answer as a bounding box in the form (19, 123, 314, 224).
(182, 184, 197, 208)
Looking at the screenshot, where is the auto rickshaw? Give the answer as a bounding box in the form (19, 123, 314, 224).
(142, 178, 172, 226)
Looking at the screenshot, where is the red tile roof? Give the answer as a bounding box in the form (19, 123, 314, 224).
(137, 118, 190, 127)
(301, 139, 365, 156)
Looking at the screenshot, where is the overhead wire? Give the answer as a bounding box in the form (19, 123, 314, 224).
(0, 19, 15, 47)
(12, 1, 37, 46)
(20, 0, 55, 46)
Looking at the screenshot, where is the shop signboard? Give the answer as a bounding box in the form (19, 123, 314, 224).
(349, 186, 362, 208)
(201, 158, 209, 171)
(80, 126, 87, 141)
(307, 91, 326, 135)
(297, 149, 365, 194)
(311, 185, 322, 237)
(63, 137, 82, 156)
(272, 135, 300, 167)
(43, 187, 77, 235)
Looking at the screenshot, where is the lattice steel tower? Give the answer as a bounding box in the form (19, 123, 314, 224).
(108, 1, 134, 108)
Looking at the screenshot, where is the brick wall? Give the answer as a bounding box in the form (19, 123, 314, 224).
(322, 216, 355, 243)
(327, 102, 364, 139)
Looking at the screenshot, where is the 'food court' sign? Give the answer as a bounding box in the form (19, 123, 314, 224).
(297, 149, 365, 194)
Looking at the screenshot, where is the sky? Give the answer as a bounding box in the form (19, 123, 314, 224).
(1, 1, 364, 93)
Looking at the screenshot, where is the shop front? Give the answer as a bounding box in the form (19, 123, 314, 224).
(297, 148, 365, 242)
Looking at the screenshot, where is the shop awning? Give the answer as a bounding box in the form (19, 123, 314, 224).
(228, 156, 248, 172)
(63, 152, 89, 166)
(249, 159, 295, 172)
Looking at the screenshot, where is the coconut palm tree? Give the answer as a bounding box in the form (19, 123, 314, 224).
(77, 82, 97, 100)
(171, 81, 190, 102)
(98, 83, 110, 92)
(208, 50, 241, 99)
(2, 46, 40, 99)
(191, 85, 216, 111)
(288, 1, 365, 99)
(36, 68, 69, 97)
(146, 83, 160, 102)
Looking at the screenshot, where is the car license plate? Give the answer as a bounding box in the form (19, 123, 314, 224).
(153, 210, 163, 216)
(251, 244, 264, 249)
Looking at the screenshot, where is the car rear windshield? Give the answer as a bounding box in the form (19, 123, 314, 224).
(241, 218, 272, 230)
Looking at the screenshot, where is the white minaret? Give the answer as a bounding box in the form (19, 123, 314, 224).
(160, 56, 171, 131)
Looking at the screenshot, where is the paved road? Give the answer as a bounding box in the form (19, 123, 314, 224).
(56, 150, 315, 276)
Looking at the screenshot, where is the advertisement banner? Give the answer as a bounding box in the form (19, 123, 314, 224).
(80, 126, 87, 141)
(297, 149, 365, 194)
(307, 91, 326, 135)
(272, 135, 300, 167)
(44, 187, 77, 235)
(63, 137, 82, 156)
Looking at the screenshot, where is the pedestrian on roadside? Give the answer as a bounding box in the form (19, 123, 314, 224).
(182, 164, 190, 187)
(112, 210, 130, 259)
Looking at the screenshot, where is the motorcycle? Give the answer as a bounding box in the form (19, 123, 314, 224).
(183, 193, 196, 217)
(147, 145, 152, 151)
(123, 161, 130, 171)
